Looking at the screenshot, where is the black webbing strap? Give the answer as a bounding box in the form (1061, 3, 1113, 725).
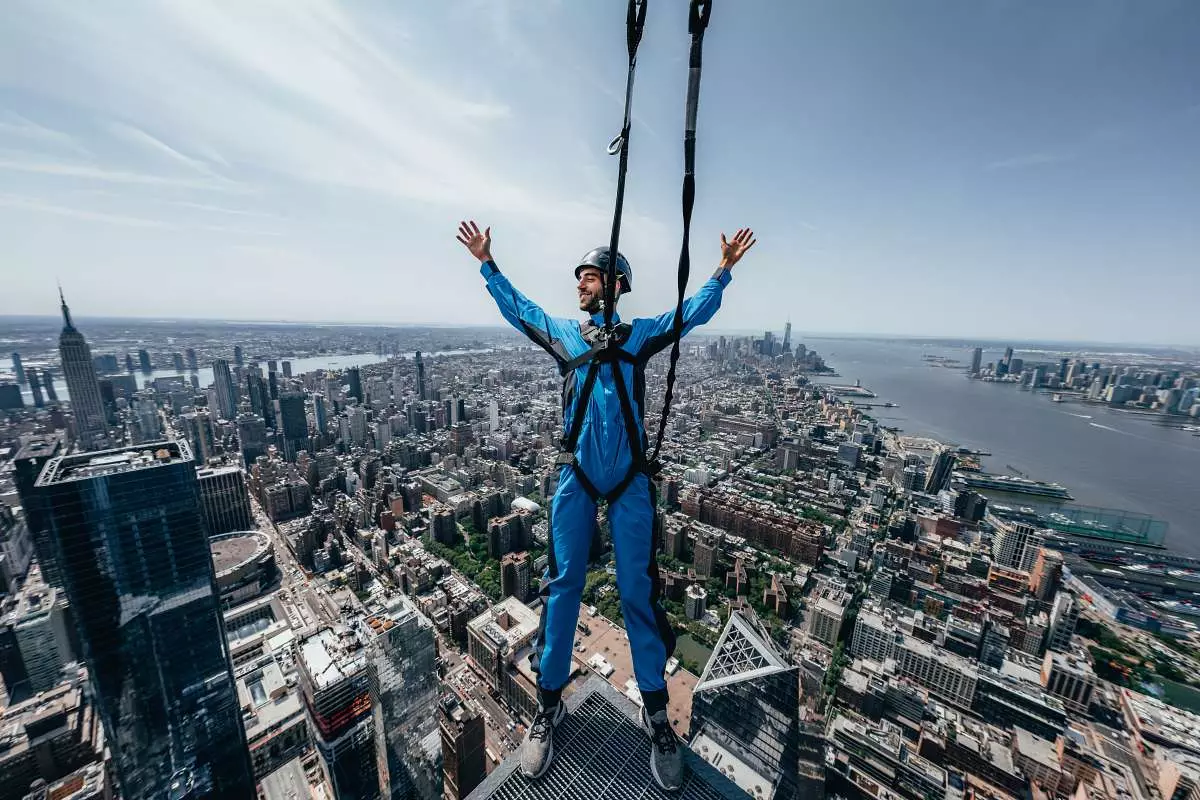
(602, 0, 647, 337)
(648, 0, 711, 469)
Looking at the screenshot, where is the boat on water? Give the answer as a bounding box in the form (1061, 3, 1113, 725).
(953, 471, 1073, 500)
(1051, 393, 1066, 403)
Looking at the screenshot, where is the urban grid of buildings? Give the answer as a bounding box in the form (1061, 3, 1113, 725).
(1, 297, 1199, 799)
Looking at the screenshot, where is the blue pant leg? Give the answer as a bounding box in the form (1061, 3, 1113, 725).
(531, 467, 596, 692)
(608, 473, 675, 694)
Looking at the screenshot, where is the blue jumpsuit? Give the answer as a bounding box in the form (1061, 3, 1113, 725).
(480, 260, 732, 700)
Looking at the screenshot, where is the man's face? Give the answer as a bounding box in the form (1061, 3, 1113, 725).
(577, 267, 620, 313)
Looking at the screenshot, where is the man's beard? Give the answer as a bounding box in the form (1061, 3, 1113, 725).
(580, 293, 603, 314)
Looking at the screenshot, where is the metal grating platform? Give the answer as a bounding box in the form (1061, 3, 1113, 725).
(466, 679, 751, 800)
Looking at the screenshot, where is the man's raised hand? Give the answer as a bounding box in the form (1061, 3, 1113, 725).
(456, 220, 492, 263)
(719, 228, 757, 269)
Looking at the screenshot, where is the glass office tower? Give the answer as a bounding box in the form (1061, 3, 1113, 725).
(36, 442, 254, 799)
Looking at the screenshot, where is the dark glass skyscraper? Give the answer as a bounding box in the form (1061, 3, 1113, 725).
(689, 609, 823, 798)
(212, 358, 238, 422)
(278, 391, 308, 461)
(35, 442, 254, 799)
(414, 352, 426, 401)
(347, 366, 364, 404)
(57, 290, 108, 449)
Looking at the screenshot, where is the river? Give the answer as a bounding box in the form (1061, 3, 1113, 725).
(812, 338, 1200, 555)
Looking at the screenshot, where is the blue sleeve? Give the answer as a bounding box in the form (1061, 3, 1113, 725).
(480, 261, 562, 343)
(636, 267, 732, 354)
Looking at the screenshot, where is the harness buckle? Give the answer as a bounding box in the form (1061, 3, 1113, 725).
(555, 452, 577, 467)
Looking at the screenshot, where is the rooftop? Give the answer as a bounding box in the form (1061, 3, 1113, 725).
(569, 604, 699, 734)
(210, 531, 271, 575)
(298, 626, 368, 691)
(36, 441, 192, 486)
(465, 678, 750, 800)
(468, 597, 540, 651)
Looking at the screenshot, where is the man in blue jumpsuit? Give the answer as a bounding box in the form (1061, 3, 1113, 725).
(456, 220, 756, 791)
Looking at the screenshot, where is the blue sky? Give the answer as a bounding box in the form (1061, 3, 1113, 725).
(1, 1, 1197, 343)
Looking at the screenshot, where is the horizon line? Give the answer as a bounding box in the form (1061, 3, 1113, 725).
(0, 312, 1197, 351)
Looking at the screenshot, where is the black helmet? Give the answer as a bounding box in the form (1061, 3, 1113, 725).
(575, 247, 632, 294)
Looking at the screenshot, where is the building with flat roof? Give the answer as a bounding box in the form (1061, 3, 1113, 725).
(466, 597, 539, 692)
(209, 530, 277, 608)
(1040, 650, 1097, 717)
(441, 693, 486, 800)
(361, 595, 440, 800)
(10, 579, 70, 694)
(34, 442, 253, 799)
(18, 760, 110, 800)
(196, 465, 253, 535)
(0, 672, 105, 800)
(236, 655, 309, 780)
(297, 625, 379, 799)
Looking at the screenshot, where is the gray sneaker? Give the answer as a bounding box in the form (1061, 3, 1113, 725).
(641, 707, 685, 792)
(520, 702, 566, 779)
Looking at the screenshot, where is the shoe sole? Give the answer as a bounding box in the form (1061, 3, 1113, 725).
(521, 703, 567, 780)
(640, 708, 684, 793)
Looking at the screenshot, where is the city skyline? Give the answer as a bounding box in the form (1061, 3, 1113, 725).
(2, 2, 1198, 342)
(6, 302, 1200, 350)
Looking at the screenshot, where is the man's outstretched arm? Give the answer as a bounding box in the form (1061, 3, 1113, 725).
(457, 220, 556, 341)
(639, 228, 757, 355)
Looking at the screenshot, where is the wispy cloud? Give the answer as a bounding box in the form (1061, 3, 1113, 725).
(167, 200, 287, 220)
(0, 193, 283, 237)
(0, 1, 608, 221)
(0, 113, 90, 156)
(0, 158, 240, 191)
(108, 122, 225, 177)
(984, 152, 1073, 171)
(0, 194, 170, 228)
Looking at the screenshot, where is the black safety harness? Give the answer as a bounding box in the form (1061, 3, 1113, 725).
(552, 0, 713, 507)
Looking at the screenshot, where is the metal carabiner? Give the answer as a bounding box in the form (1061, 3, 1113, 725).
(607, 134, 624, 155)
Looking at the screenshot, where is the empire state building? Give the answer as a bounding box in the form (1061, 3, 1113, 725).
(57, 289, 108, 449)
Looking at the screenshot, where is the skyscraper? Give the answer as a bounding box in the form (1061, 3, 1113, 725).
(180, 409, 217, 464)
(298, 625, 381, 799)
(782, 319, 792, 354)
(237, 413, 268, 465)
(440, 693, 485, 800)
(186, 348, 198, 371)
(278, 391, 307, 461)
(11, 352, 25, 384)
(172, 352, 185, 372)
(212, 358, 238, 422)
(313, 393, 328, 435)
(690, 609, 822, 798)
(35, 442, 254, 798)
(13, 435, 64, 587)
(500, 551, 531, 602)
(415, 352, 426, 401)
(282, 360, 292, 378)
(347, 366, 364, 404)
(138, 349, 152, 372)
(364, 596, 440, 799)
(196, 465, 253, 536)
(233, 345, 244, 367)
(28, 370, 44, 408)
(970, 347, 983, 376)
(42, 368, 59, 402)
(57, 290, 108, 450)
(125, 353, 135, 373)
